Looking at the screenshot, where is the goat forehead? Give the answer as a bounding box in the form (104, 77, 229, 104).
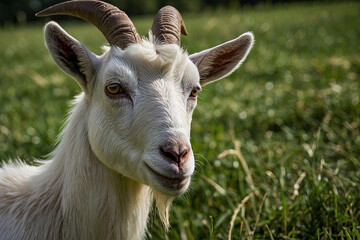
(104, 43, 199, 86)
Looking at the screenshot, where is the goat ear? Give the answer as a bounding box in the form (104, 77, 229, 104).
(189, 32, 254, 86)
(44, 21, 99, 95)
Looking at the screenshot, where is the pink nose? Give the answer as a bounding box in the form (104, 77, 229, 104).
(160, 142, 191, 166)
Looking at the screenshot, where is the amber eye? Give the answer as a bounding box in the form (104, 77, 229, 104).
(105, 83, 127, 97)
(189, 87, 200, 98)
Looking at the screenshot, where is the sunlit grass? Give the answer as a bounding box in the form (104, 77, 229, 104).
(0, 1, 359, 239)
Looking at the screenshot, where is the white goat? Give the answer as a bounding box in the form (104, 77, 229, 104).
(0, 1, 254, 239)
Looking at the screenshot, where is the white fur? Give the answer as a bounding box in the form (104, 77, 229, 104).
(0, 20, 253, 239)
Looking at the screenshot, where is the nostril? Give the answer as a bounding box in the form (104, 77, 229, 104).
(160, 147, 179, 163)
(178, 146, 190, 163)
(160, 142, 190, 166)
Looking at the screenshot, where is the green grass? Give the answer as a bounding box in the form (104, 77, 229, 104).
(1, 2, 359, 239)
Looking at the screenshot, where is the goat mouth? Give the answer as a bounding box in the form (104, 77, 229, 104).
(145, 164, 189, 192)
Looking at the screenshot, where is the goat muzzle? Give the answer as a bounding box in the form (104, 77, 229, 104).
(160, 141, 191, 167)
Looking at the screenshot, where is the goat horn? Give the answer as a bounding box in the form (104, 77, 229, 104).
(36, 0, 141, 49)
(152, 6, 188, 46)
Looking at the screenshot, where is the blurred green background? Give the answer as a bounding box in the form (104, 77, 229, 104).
(0, 0, 359, 239)
(0, 0, 347, 25)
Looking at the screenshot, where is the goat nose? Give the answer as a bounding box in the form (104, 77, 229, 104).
(160, 142, 191, 166)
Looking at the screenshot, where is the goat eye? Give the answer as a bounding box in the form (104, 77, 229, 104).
(105, 83, 126, 97)
(189, 87, 200, 98)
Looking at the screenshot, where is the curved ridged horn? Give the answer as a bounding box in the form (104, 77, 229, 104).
(151, 6, 188, 45)
(36, 0, 141, 49)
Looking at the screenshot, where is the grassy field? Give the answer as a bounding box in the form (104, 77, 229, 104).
(1, 1, 359, 239)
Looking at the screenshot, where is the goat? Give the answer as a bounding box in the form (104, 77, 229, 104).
(0, 1, 254, 239)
